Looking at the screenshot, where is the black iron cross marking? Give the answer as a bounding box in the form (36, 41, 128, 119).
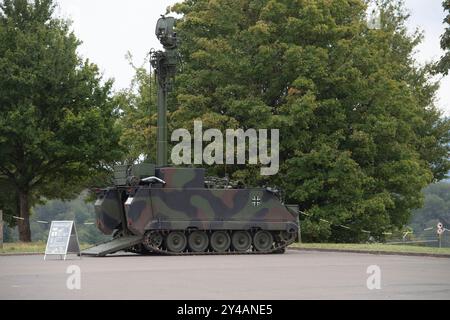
(252, 195, 261, 207)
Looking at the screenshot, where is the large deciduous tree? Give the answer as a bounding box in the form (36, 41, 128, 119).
(437, 0, 450, 75)
(0, 0, 122, 241)
(166, 0, 450, 242)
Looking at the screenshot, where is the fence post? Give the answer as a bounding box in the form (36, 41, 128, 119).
(0, 210, 3, 249)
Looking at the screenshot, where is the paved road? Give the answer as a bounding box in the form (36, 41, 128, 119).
(1, 250, 449, 299)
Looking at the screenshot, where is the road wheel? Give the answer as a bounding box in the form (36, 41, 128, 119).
(278, 231, 296, 243)
(165, 231, 187, 253)
(188, 231, 209, 252)
(210, 231, 231, 252)
(253, 230, 274, 252)
(143, 231, 163, 250)
(232, 231, 252, 252)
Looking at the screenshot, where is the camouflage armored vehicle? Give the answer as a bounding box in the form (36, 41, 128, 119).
(82, 16, 299, 257)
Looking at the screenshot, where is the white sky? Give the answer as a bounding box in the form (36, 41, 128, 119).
(55, 0, 450, 116)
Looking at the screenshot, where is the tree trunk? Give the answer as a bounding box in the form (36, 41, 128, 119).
(18, 190, 31, 242)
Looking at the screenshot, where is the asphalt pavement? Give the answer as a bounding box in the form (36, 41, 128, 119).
(0, 250, 449, 299)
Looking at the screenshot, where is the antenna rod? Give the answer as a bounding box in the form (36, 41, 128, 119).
(156, 75, 168, 166)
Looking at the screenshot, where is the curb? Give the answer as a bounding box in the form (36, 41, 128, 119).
(0, 252, 44, 256)
(289, 247, 450, 258)
(3, 249, 450, 259)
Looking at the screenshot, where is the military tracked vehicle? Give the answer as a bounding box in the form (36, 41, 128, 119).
(82, 16, 299, 257)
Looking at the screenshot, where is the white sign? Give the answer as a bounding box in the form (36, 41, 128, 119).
(44, 221, 81, 260)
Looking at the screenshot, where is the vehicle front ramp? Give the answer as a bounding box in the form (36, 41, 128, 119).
(81, 235, 143, 257)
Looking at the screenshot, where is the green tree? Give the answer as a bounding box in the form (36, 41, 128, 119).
(115, 54, 157, 164)
(0, 180, 19, 227)
(410, 182, 450, 232)
(436, 0, 450, 75)
(165, 0, 450, 242)
(0, 0, 122, 241)
(30, 192, 110, 244)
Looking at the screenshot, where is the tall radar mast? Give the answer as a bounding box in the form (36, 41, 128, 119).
(151, 16, 178, 167)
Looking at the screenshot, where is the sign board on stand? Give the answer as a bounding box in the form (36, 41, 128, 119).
(44, 221, 81, 260)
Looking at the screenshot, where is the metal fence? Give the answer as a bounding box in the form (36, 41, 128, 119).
(384, 228, 450, 248)
(298, 211, 450, 248)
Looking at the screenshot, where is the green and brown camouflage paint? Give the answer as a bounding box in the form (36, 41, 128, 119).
(95, 166, 298, 237)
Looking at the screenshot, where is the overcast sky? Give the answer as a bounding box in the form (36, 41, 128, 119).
(55, 0, 450, 116)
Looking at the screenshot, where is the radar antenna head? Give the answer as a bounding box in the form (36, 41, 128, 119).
(155, 16, 177, 49)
